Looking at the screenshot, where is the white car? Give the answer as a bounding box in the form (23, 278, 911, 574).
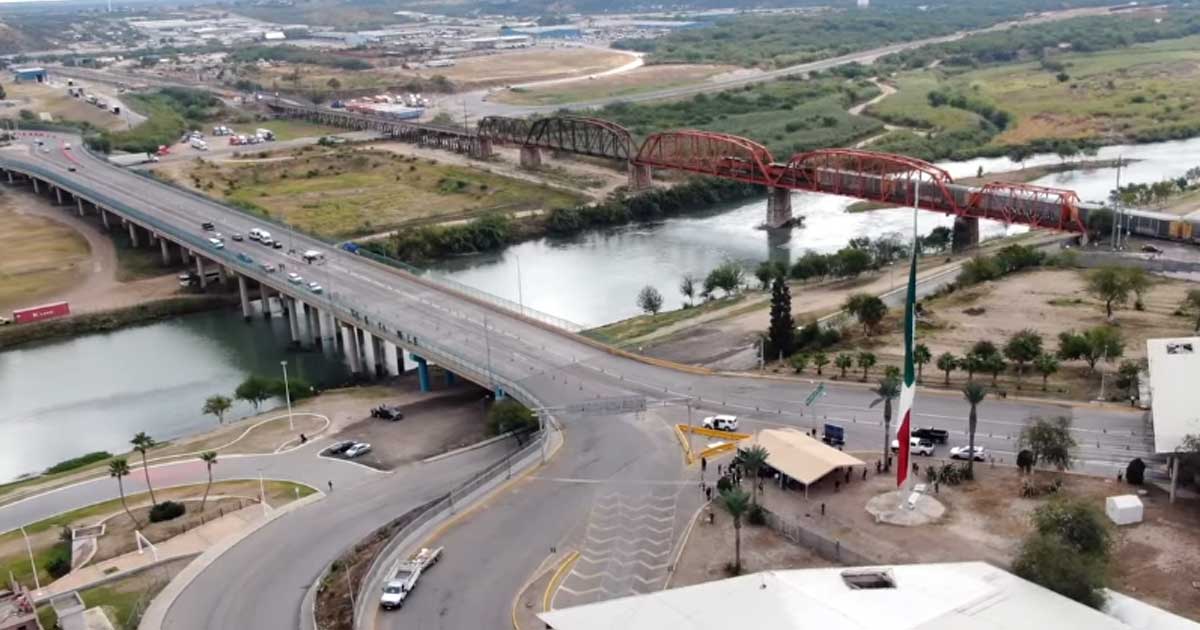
(63, 142, 72, 150)
(308, 281, 323, 294)
(949, 446, 988, 461)
(260, 262, 277, 273)
(287, 272, 303, 284)
(345, 442, 372, 458)
(207, 237, 224, 249)
(702, 414, 739, 432)
(891, 437, 935, 456)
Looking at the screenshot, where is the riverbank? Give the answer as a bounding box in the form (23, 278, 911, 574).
(0, 294, 236, 350)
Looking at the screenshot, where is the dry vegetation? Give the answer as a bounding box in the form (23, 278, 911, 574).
(494, 63, 736, 106)
(0, 191, 90, 312)
(1, 82, 129, 131)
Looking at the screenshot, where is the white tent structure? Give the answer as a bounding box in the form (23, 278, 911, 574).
(749, 428, 864, 497)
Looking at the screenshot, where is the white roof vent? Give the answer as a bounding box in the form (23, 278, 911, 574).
(840, 568, 896, 590)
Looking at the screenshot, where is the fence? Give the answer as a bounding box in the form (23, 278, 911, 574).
(348, 433, 546, 629)
(762, 510, 877, 567)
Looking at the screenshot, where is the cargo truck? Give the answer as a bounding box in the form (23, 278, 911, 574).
(380, 547, 442, 610)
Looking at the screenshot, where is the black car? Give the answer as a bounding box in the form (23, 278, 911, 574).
(273, 241, 283, 249)
(371, 405, 404, 421)
(325, 440, 355, 456)
(201, 221, 215, 231)
(911, 427, 950, 444)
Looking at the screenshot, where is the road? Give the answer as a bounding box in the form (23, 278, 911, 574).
(0, 133, 1154, 630)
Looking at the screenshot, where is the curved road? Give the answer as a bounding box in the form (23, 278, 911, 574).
(0, 135, 1154, 629)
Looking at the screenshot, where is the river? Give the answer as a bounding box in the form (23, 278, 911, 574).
(0, 309, 351, 482)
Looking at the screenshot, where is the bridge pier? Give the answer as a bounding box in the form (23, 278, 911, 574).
(362, 332, 379, 378)
(6, 171, 12, 184)
(307, 305, 323, 349)
(765, 187, 793, 229)
(446, 370, 457, 386)
(195, 257, 207, 289)
(238, 275, 252, 321)
(54, 187, 63, 205)
(298, 301, 315, 348)
(100, 208, 111, 230)
(413, 355, 431, 392)
(474, 137, 494, 159)
(128, 222, 141, 248)
(32, 178, 39, 194)
(76, 197, 84, 217)
(287, 297, 302, 344)
(519, 145, 542, 169)
(160, 238, 172, 265)
(260, 286, 274, 319)
(341, 324, 363, 374)
(628, 163, 652, 190)
(952, 216, 980, 252)
(383, 342, 401, 377)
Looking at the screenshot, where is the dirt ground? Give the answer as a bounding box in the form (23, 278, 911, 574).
(670, 503, 833, 588)
(91, 496, 251, 563)
(398, 47, 634, 86)
(494, 64, 736, 106)
(324, 381, 491, 470)
(0, 82, 127, 131)
(699, 449, 1200, 620)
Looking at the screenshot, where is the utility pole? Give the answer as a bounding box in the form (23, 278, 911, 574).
(484, 314, 494, 390)
(1111, 156, 1122, 250)
(281, 360, 294, 431)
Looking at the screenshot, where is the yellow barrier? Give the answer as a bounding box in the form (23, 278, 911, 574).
(674, 424, 750, 465)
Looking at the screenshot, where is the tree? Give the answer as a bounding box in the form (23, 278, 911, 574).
(983, 353, 1006, 386)
(636, 285, 664, 315)
(835, 353, 853, 379)
(876, 377, 900, 466)
(856, 351, 876, 382)
(1004, 330, 1043, 388)
(789, 353, 809, 373)
(202, 395, 232, 424)
(487, 399, 539, 437)
(130, 432, 158, 506)
(962, 382, 987, 478)
(963, 352, 986, 381)
(1116, 360, 1140, 403)
(765, 277, 795, 359)
(914, 343, 931, 383)
(706, 261, 744, 297)
(738, 445, 769, 506)
(1184, 289, 1200, 332)
(1123, 268, 1149, 310)
(923, 226, 951, 252)
(1013, 533, 1107, 610)
(679, 273, 697, 307)
(326, 77, 341, 91)
(812, 352, 829, 376)
(1020, 416, 1077, 471)
(845, 293, 887, 336)
(755, 261, 781, 290)
(970, 340, 999, 360)
(235, 375, 273, 410)
(1033, 499, 1111, 556)
(108, 458, 141, 528)
(1086, 266, 1131, 319)
(1034, 353, 1059, 391)
(718, 487, 751, 575)
(1059, 326, 1124, 372)
(937, 352, 958, 386)
(199, 451, 218, 511)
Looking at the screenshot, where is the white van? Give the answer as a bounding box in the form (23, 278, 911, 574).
(702, 415, 739, 432)
(259, 231, 273, 246)
(248, 228, 264, 241)
(302, 249, 324, 263)
(190, 138, 208, 151)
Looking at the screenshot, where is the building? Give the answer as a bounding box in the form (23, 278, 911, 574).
(263, 31, 286, 41)
(0, 580, 40, 630)
(501, 25, 583, 40)
(462, 35, 533, 50)
(540, 562, 1197, 630)
(857, 0, 871, 7)
(1145, 336, 1200, 499)
(11, 67, 47, 83)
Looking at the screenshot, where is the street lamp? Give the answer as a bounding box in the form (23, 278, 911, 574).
(281, 360, 294, 431)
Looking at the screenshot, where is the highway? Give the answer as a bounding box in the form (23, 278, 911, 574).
(0, 135, 1155, 629)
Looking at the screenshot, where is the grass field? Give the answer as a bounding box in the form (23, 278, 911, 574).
(872, 35, 1200, 149)
(36, 557, 192, 630)
(494, 64, 735, 106)
(0, 193, 89, 312)
(584, 295, 745, 346)
(0, 82, 127, 131)
(176, 148, 585, 240)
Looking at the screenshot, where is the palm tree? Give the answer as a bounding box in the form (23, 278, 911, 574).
(131, 432, 158, 506)
(812, 352, 829, 376)
(738, 445, 770, 506)
(914, 344, 932, 383)
(1034, 353, 1059, 391)
(857, 351, 877, 382)
(962, 382, 988, 478)
(834, 353, 853, 379)
(876, 377, 900, 467)
(719, 487, 751, 575)
(109, 458, 142, 528)
(202, 395, 232, 424)
(199, 451, 218, 511)
(937, 352, 957, 386)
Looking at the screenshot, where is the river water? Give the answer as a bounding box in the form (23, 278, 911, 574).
(4, 136, 1198, 481)
(0, 310, 351, 482)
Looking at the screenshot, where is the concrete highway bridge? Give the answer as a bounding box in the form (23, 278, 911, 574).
(0, 134, 1151, 630)
(272, 102, 1084, 239)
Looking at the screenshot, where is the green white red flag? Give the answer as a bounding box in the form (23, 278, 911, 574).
(896, 195, 920, 487)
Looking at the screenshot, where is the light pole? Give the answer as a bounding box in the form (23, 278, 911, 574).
(281, 360, 294, 431)
(20, 526, 40, 595)
(515, 254, 524, 315)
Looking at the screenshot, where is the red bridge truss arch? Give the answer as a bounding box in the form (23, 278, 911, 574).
(965, 182, 1084, 233)
(634, 130, 776, 186)
(773, 148, 959, 213)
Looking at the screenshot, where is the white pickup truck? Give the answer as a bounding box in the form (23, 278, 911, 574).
(380, 547, 442, 610)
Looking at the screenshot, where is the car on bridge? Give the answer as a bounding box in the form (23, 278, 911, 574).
(307, 282, 323, 294)
(231, 233, 244, 242)
(237, 252, 253, 265)
(287, 272, 303, 284)
(261, 262, 277, 273)
(207, 237, 224, 249)
(950, 445, 988, 461)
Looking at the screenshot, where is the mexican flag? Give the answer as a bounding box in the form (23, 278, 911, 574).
(896, 212, 919, 487)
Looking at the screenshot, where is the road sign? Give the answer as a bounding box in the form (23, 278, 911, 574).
(805, 384, 826, 406)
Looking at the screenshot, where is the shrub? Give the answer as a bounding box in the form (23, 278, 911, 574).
(149, 500, 187, 523)
(44, 544, 72, 578)
(717, 476, 733, 493)
(45, 451, 112, 475)
(748, 503, 767, 526)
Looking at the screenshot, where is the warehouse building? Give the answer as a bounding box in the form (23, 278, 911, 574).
(11, 66, 47, 83)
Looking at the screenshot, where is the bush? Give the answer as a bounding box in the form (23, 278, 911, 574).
(149, 500, 187, 523)
(1020, 477, 1063, 498)
(748, 503, 767, 526)
(486, 399, 539, 436)
(44, 544, 72, 578)
(45, 451, 112, 475)
(716, 476, 733, 493)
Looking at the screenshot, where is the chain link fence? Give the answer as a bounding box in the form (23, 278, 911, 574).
(762, 511, 877, 566)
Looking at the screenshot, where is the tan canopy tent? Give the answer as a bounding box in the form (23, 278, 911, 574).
(750, 428, 865, 488)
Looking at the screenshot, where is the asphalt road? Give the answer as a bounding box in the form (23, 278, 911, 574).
(0, 135, 1154, 630)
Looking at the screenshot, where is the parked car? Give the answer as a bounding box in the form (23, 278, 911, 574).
(208, 237, 225, 249)
(949, 445, 988, 461)
(345, 442, 372, 458)
(371, 405, 404, 421)
(911, 427, 949, 444)
(287, 272, 303, 284)
(308, 282, 323, 294)
(702, 414, 739, 432)
(891, 437, 935, 456)
(261, 262, 277, 273)
(325, 440, 355, 456)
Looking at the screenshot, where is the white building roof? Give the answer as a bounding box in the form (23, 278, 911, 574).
(1145, 337, 1200, 453)
(540, 562, 1149, 630)
(750, 428, 864, 485)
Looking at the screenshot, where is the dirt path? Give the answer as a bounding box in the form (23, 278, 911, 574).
(11, 193, 182, 313)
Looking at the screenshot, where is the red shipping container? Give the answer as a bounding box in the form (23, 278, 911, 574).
(12, 301, 70, 324)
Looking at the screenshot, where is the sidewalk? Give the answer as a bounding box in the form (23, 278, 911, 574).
(40, 504, 265, 599)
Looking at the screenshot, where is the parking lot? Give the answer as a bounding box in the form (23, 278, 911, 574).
(321, 383, 492, 470)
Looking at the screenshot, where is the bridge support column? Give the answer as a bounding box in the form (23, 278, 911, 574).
(413, 355, 430, 392)
(260, 286, 274, 319)
(475, 137, 494, 159)
(952, 216, 980, 252)
(628, 163, 652, 190)
(31, 179, 39, 194)
(195, 257, 207, 289)
(383, 342, 400, 377)
(160, 238, 172, 265)
(495, 386, 506, 400)
(238, 275, 252, 321)
(54, 187, 63, 205)
(179, 246, 190, 265)
(765, 187, 793, 229)
(100, 208, 110, 230)
(318, 310, 337, 354)
(307, 305, 322, 348)
(127, 222, 141, 248)
(76, 197, 84, 217)
(362, 333, 379, 378)
(5, 171, 12, 184)
(519, 145, 542, 169)
(287, 297, 302, 343)
(297, 300, 315, 348)
(340, 324, 363, 374)
(446, 370, 457, 386)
